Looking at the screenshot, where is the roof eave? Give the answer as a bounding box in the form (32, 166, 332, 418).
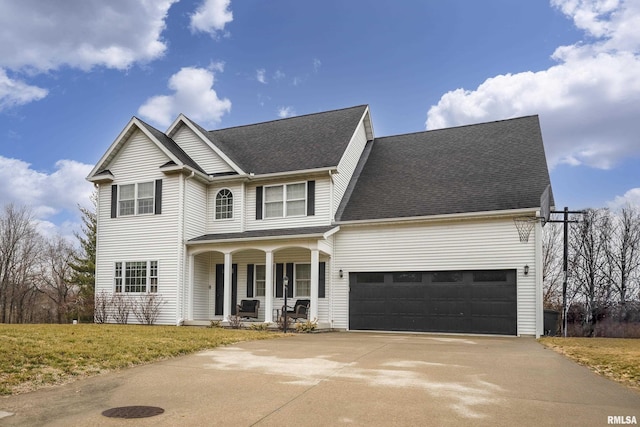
(187, 226, 340, 245)
(248, 166, 338, 181)
(337, 207, 542, 227)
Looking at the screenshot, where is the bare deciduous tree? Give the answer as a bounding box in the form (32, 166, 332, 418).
(0, 204, 41, 323)
(604, 205, 640, 320)
(569, 209, 610, 336)
(36, 236, 78, 323)
(542, 222, 563, 309)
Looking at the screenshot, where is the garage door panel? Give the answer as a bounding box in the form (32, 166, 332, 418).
(349, 270, 517, 335)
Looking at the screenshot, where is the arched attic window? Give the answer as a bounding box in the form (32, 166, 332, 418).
(215, 189, 233, 220)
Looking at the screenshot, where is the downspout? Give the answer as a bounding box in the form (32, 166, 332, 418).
(177, 170, 196, 326)
(328, 170, 335, 328)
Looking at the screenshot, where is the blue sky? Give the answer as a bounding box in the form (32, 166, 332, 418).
(1, 0, 639, 239)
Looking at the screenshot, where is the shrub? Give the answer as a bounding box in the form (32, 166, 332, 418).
(132, 293, 165, 325)
(228, 315, 242, 329)
(111, 293, 131, 324)
(249, 322, 270, 331)
(208, 320, 222, 328)
(94, 291, 110, 324)
(276, 315, 294, 332)
(295, 318, 318, 333)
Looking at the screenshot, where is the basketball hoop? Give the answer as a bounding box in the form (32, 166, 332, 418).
(513, 217, 537, 243)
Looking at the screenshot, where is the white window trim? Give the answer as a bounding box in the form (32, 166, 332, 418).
(254, 264, 266, 297)
(263, 182, 307, 219)
(294, 263, 311, 297)
(114, 260, 159, 293)
(118, 181, 155, 217)
(214, 188, 234, 221)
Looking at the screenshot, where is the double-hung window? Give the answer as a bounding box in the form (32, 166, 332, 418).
(255, 265, 266, 297)
(264, 183, 306, 218)
(295, 264, 311, 297)
(119, 182, 155, 216)
(114, 261, 158, 293)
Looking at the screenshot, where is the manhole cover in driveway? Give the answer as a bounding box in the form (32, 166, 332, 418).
(102, 406, 164, 419)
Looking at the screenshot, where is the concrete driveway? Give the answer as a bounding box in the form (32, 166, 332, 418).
(1, 332, 639, 426)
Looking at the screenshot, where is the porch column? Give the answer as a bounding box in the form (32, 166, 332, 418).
(264, 251, 274, 323)
(223, 252, 232, 321)
(310, 249, 319, 320)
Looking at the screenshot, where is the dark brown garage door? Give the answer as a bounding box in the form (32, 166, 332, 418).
(349, 270, 517, 335)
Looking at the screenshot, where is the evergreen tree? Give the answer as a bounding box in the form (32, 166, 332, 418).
(69, 191, 97, 321)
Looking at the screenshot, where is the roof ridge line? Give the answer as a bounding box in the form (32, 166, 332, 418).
(206, 104, 368, 132)
(376, 115, 539, 141)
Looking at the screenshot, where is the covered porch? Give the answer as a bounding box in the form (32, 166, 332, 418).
(183, 226, 337, 328)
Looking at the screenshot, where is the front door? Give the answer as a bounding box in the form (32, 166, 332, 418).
(215, 264, 237, 316)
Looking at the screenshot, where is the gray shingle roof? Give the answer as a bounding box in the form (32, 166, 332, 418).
(204, 105, 368, 174)
(338, 115, 553, 221)
(137, 118, 205, 174)
(188, 226, 337, 243)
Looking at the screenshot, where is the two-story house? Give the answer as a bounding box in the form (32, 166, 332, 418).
(87, 105, 553, 336)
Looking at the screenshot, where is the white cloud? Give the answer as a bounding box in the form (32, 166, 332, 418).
(138, 67, 231, 127)
(608, 188, 640, 209)
(256, 69, 267, 84)
(426, 0, 640, 170)
(273, 69, 286, 80)
(0, 156, 94, 238)
(190, 0, 233, 37)
(0, 69, 48, 110)
(0, 0, 177, 72)
(278, 106, 296, 118)
(313, 58, 322, 72)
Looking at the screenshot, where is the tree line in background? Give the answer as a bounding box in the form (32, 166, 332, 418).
(543, 205, 640, 337)
(0, 198, 96, 324)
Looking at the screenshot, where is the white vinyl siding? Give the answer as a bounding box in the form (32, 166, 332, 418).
(171, 125, 234, 174)
(95, 128, 180, 325)
(206, 183, 243, 234)
(333, 217, 539, 335)
(245, 178, 331, 231)
(192, 253, 212, 320)
(334, 119, 368, 218)
(184, 179, 207, 241)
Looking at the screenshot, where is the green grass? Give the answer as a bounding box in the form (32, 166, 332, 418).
(0, 324, 279, 395)
(539, 337, 640, 391)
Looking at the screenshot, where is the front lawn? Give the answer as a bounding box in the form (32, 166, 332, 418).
(539, 337, 640, 391)
(0, 324, 278, 395)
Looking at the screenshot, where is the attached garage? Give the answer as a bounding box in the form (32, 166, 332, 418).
(349, 270, 517, 335)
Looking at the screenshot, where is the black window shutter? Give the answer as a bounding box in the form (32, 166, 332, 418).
(154, 179, 162, 215)
(275, 263, 284, 298)
(319, 262, 326, 298)
(286, 263, 294, 298)
(307, 180, 315, 216)
(111, 185, 118, 218)
(246, 264, 254, 298)
(256, 186, 263, 219)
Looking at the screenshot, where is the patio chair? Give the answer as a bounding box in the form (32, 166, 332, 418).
(282, 299, 310, 321)
(237, 299, 260, 319)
